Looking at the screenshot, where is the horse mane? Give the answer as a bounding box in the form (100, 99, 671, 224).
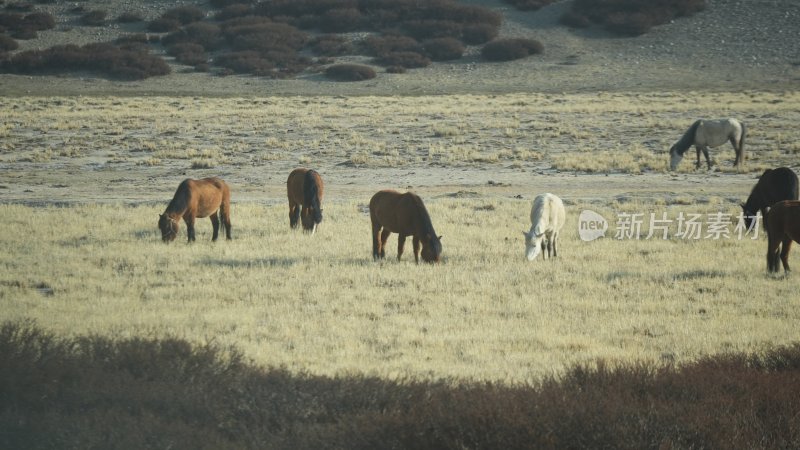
(409, 193, 440, 247)
(165, 179, 191, 216)
(673, 120, 702, 156)
(303, 170, 322, 223)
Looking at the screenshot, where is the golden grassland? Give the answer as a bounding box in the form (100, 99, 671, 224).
(1, 91, 799, 176)
(1, 199, 798, 384)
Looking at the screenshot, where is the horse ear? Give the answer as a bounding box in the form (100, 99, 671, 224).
(438, 235, 442, 241)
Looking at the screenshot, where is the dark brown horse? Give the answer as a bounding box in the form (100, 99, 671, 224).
(287, 168, 324, 234)
(741, 167, 799, 230)
(158, 177, 232, 242)
(369, 190, 442, 264)
(766, 200, 800, 273)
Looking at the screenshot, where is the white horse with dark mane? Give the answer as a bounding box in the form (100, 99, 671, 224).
(669, 118, 746, 170)
(523, 193, 565, 261)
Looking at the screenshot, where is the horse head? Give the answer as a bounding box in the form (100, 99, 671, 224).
(740, 203, 758, 231)
(158, 214, 179, 242)
(669, 144, 683, 171)
(523, 230, 544, 261)
(420, 234, 443, 264)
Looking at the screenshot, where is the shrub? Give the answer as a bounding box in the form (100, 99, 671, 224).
(117, 11, 144, 23)
(226, 22, 308, 52)
(162, 22, 223, 50)
(0, 34, 18, 51)
(324, 63, 376, 81)
(147, 17, 181, 33)
(21, 11, 54, 29)
(161, 6, 206, 25)
(214, 4, 252, 21)
(377, 51, 430, 68)
(402, 19, 463, 40)
(0, 42, 171, 80)
(502, 0, 556, 11)
(309, 34, 353, 57)
(386, 65, 406, 74)
(563, 0, 706, 36)
(0, 11, 55, 37)
(80, 9, 107, 26)
(215, 50, 274, 75)
(423, 37, 464, 61)
(362, 34, 421, 57)
(461, 23, 498, 45)
(481, 38, 544, 62)
(319, 7, 363, 32)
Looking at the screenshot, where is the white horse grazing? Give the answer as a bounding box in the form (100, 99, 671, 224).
(523, 193, 565, 261)
(669, 118, 746, 170)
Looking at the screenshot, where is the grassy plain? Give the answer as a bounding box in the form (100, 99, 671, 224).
(1, 91, 800, 384)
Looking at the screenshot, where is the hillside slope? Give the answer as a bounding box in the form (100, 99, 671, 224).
(1, 0, 798, 95)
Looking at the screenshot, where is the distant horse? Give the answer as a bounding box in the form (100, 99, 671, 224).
(765, 200, 800, 273)
(523, 193, 565, 261)
(741, 167, 799, 230)
(669, 118, 746, 170)
(287, 168, 324, 234)
(369, 190, 442, 264)
(158, 177, 232, 242)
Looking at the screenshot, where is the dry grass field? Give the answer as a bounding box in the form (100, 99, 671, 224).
(2, 92, 800, 384)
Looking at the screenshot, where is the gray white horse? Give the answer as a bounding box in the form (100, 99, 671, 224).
(523, 193, 565, 261)
(669, 118, 746, 170)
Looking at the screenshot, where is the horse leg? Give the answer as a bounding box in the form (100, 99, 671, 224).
(372, 225, 382, 260)
(701, 146, 712, 169)
(222, 209, 232, 240)
(397, 233, 407, 261)
(552, 232, 558, 258)
(210, 213, 220, 242)
(695, 146, 702, 169)
(545, 237, 553, 259)
(780, 238, 792, 273)
(730, 137, 740, 166)
(380, 229, 391, 259)
(412, 236, 421, 264)
(767, 233, 781, 272)
(184, 215, 196, 242)
(289, 202, 300, 229)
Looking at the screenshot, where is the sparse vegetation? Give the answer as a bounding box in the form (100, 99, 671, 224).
(325, 63, 376, 81)
(481, 37, 544, 61)
(561, 0, 707, 36)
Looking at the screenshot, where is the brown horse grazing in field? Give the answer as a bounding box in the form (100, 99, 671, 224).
(741, 167, 799, 230)
(369, 190, 442, 264)
(158, 177, 232, 243)
(287, 168, 324, 234)
(766, 200, 800, 273)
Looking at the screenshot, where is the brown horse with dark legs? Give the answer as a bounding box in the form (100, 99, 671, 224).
(158, 177, 231, 243)
(369, 190, 442, 264)
(766, 200, 800, 273)
(287, 168, 324, 234)
(741, 167, 799, 230)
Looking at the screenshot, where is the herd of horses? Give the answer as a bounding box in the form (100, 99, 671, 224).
(157, 118, 800, 274)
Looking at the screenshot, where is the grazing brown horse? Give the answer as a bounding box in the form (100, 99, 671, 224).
(741, 167, 799, 230)
(287, 168, 324, 234)
(158, 177, 232, 242)
(369, 190, 442, 264)
(766, 200, 800, 273)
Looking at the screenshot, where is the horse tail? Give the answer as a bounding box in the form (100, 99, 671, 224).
(304, 170, 323, 223)
(220, 182, 232, 239)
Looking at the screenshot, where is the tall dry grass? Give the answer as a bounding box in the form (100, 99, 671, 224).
(2, 199, 798, 383)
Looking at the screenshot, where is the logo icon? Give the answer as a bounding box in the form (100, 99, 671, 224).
(578, 210, 608, 241)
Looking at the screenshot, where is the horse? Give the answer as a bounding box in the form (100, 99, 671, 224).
(523, 193, 565, 261)
(765, 200, 800, 273)
(741, 167, 799, 230)
(369, 190, 442, 264)
(158, 177, 232, 243)
(287, 168, 324, 234)
(669, 118, 746, 170)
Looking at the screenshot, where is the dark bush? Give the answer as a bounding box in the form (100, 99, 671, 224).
(214, 4, 252, 21)
(147, 17, 181, 33)
(377, 51, 430, 68)
(0, 34, 18, 51)
(215, 50, 274, 75)
(563, 0, 706, 36)
(362, 34, 421, 57)
(324, 63, 376, 81)
(386, 65, 406, 74)
(11, 28, 37, 39)
(79, 9, 106, 26)
(210, 0, 256, 7)
(117, 11, 144, 23)
(116, 33, 159, 45)
(0, 42, 170, 80)
(402, 19, 463, 40)
(319, 7, 363, 32)
(461, 23, 498, 45)
(423, 37, 464, 61)
(0, 11, 54, 35)
(21, 11, 54, 29)
(481, 38, 544, 62)
(161, 6, 206, 25)
(502, 0, 556, 11)
(4, 2, 33, 12)
(162, 22, 223, 50)
(309, 34, 353, 56)
(226, 22, 308, 52)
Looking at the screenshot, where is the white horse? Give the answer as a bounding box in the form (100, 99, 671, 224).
(669, 118, 746, 170)
(523, 193, 565, 261)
